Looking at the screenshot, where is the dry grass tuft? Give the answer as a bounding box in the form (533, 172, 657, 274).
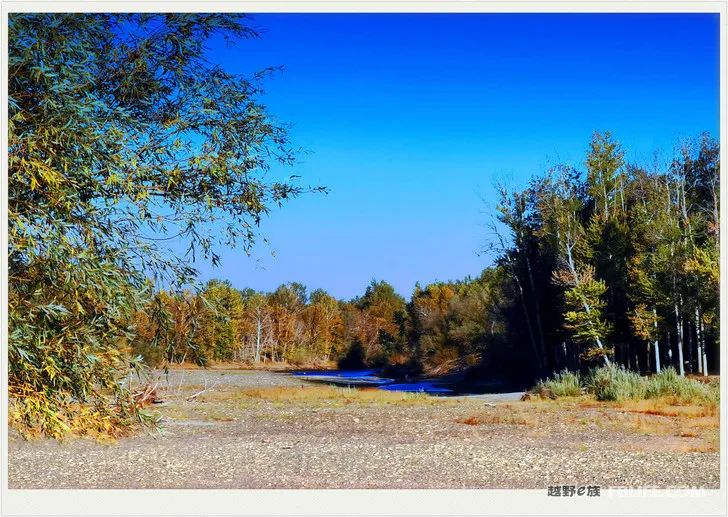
(678, 430, 698, 438)
(200, 385, 440, 406)
(167, 360, 338, 372)
(457, 412, 534, 426)
(618, 398, 718, 418)
(631, 415, 671, 436)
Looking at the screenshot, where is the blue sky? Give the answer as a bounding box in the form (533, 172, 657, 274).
(187, 13, 719, 300)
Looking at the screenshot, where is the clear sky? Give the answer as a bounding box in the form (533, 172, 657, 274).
(186, 13, 719, 300)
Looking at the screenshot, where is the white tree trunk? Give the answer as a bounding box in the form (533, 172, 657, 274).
(700, 315, 708, 376)
(674, 301, 685, 376)
(565, 240, 610, 366)
(254, 315, 262, 362)
(695, 307, 703, 375)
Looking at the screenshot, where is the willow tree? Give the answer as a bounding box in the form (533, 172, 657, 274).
(8, 14, 321, 437)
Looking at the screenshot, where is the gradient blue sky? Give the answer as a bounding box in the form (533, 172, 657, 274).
(187, 13, 719, 300)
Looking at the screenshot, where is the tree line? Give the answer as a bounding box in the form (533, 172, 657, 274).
(132, 274, 502, 375)
(132, 132, 719, 385)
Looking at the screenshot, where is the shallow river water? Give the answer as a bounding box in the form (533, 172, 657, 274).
(291, 369, 457, 394)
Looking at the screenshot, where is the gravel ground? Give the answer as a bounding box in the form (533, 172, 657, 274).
(8, 369, 720, 489)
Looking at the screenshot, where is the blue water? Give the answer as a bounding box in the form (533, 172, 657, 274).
(297, 369, 379, 379)
(379, 381, 453, 394)
(292, 369, 455, 395)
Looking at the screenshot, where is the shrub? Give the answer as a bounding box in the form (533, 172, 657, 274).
(530, 365, 720, 405)
(586, 366, 647, 401)
(367, 351, 391, 368)
(645, 368, 719, 404)
(338, 340, 367, 369)
(532, 369, 582, 398)
(284, 347, 319, 366)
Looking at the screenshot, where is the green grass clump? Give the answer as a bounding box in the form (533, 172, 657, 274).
(586, 366, 647, 401)
(644, 368, 719, 404)
(532, 365, 720, 405)
(532, 369, 582, 398)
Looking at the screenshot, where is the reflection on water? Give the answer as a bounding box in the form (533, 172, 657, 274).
(292, 369, 456, 395)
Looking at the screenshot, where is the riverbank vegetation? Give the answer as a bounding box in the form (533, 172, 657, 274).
(532, 367, 719, 404)
(129, 132, 719, 389)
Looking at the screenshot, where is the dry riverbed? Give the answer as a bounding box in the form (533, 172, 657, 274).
(8, 369, 719, 489)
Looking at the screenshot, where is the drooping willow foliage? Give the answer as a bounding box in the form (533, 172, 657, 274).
(8, 13, 321, 437)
